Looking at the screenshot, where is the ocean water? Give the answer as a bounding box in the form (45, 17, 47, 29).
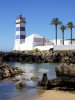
(0, 62, 58, 100)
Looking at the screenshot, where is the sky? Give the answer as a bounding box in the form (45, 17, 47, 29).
(0, 0, 75, 51)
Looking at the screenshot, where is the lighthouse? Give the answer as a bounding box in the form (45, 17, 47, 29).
(13, 15, 53, 51)
(14, 15, 26, 50)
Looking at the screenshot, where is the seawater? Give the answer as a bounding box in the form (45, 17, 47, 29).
(0, 62, 58, 100)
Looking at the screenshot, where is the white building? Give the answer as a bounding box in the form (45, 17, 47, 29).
(13, 15, 75, 51)
(19, 34, 53, 50)
(51, 39, 75, 45)
(64, 39, 75, 45)
(14, 15, 53, 51)
(53, 39, 75, 50)
(51, 39, 62, 45)
(14, 32, 53, 51)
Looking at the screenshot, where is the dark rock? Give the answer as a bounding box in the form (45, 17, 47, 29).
(38, 65, 75, 90)
(38, 73, 48, 86)
(1, 50, 75, 63)
(16, 81, 24, 89)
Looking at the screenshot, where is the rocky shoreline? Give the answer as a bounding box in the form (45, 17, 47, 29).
(1, 50, 75, 90)
(0, 50, 75, 63)
(38, 63, 75, 91)
(0, 62, 23, 80)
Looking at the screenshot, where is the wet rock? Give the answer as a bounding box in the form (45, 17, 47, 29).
(16, 81, 24, 89)
(38, 73, 48, 86)
(12, 78, 19, 82)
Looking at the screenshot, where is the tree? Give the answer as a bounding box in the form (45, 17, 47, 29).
(67, 21, 75, 44)
(51, 18, 62, 45)
(60, 25, 66, 45)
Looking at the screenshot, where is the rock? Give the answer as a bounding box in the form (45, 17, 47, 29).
(16, 81, 24, 89)
(41, 73, 48, 83)
(1, 50, 75, 63)
(37, 64, 75, 90)
(13, 67, 23, 75)
(55, 63, 75, 77)
(0, 72, 3, 80)
(55, 63, 75, 89)
(12, 78, 19, 82)
(3, 69, 11, 78)
(0, 62, 23, 80)
(38, 73, 48, 86)
(38, 73, 62, 90)
(31, 76, 39, 81)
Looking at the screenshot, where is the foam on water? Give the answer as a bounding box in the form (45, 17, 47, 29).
(37, 68, 49, 73)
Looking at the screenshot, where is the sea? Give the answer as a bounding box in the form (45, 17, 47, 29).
(0, 62, 58, 100)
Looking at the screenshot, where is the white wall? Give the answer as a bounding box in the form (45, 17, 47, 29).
(13, 44, 20, 50)
(25, 36, 45, 47)
(52, 39, 75, 45)
(34, 45, 53, 51)
(20, 43, 33, 50)
(52, 39, 62, 45)
(54, 45, 75, 50)
(64, 40, 70, 45)
(64, 40, 75, 45)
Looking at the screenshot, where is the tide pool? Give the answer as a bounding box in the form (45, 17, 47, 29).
(0, 62, 58, 100)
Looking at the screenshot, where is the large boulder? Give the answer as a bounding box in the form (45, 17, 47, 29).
(0, 62, 23, 80)
(55, 63, 75, 77)
(55, 63, 75, 88)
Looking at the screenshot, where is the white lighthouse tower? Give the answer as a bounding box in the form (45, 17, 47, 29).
(14, 15, 26, 50)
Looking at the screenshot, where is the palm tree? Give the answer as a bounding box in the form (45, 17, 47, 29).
(67, 21, 75, 44)
(60, 25, 66, 45)
(51, 18, 62, 45)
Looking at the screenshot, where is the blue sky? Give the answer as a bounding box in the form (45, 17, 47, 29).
(0, 0, 75, 51)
